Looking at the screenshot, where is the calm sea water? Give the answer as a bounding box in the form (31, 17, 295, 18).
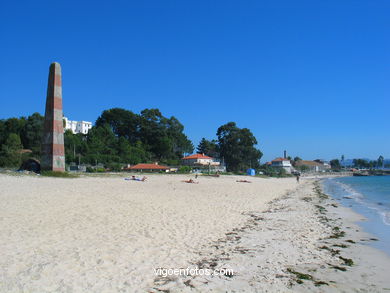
(322, 176, 390, 256)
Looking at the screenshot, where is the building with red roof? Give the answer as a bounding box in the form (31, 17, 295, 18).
(271, 157, 293, 174)
(127, 163, 169, 172)
(182, 153, 220, 166)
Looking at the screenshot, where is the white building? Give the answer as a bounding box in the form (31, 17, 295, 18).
(271, 157, 293, 174)
(64, 117, 93, 134)
(182, 154, 220, 166)
(295, 160, 330, 173)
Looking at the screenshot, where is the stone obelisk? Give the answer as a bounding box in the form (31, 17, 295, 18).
(41, 62, 65, 172)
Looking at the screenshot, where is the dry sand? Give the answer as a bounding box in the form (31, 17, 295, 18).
(0, 174, 295, 292)
(0, 173, 389, 292)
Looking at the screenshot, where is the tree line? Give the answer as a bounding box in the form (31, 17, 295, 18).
(0, 108, 262, 172)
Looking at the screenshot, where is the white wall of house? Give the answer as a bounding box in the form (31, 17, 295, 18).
(271, 161, 292, 167)
(182, 158, 220, 166)
(271, 160, 293, 173)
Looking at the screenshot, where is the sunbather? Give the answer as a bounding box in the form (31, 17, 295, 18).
(236, 180, 251, 183)
(182, 179, 199, 184)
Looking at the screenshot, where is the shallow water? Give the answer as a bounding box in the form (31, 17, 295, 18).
(323, 176, 390, 256)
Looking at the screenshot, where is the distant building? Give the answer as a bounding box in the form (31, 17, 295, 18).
(295, 160, 330, 172)
(271, 157, 293, 174)
(182, 153, 220, 166)
(64, 117, 92, 134)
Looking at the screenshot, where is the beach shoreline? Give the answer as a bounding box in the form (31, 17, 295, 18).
(0, 174, 389, 292)
(151, 177, 390, 292)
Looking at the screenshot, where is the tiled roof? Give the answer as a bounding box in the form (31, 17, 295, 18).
(272, 157, 290, 162)
(129, 163, 169, 170)
(295, 160, 322, 166)
(182, 154, 213, 160)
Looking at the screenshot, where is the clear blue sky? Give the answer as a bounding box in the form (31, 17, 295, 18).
(0, 0, 389, 162)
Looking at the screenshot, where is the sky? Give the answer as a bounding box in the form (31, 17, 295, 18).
(0, 0, 389, 162)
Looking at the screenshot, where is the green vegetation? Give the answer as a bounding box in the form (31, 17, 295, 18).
(313, 182, 329, 200)
(258, 165, 292, 177)
(1, 109, 265, 173)
(319, 245, 340, 256)
(330, 265, 347, 271)
(333, 244, 348, 248)
(287, 268, 313, 281)
(177, 166, 192, 173)
(315, 205, 327, 214)
(314, 281, 329, 287)
(287, 268, 328, 286)
(329, 227, 346, 239)
(71, 108, 194, 166)
(0, 133, 23, 167)
(339, 256, 354, 266)
(215, 122, 262, 172)
(197, 138, 219, 158)
(0, 113, 43, 168)
(330, 159, 341, 171)
(352, 156, 385, 169)
(40, 171, 79, 178)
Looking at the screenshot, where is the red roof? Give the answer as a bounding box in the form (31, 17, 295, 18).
(272, 157, 290, 162)
(129, 163, 169, 170)
(182, 154, 213, 160)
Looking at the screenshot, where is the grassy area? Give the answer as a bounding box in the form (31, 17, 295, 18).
(40, 171, 79, 178)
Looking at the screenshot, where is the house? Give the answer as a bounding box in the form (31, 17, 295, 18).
(314, 159, 331, 170)
(271, 157, 293, 174)
(295, 160, 329, 172)
(182, 154, 220, 166)
(64, 117, 93, 134)
(127, 163, 169, 172)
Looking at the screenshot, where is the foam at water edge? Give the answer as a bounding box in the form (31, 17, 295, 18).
(333, 179, 390, 226)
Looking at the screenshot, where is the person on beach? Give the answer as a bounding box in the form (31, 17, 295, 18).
(236, 180, 251, 183)
(182, 179, 199, 184)
(125, 176, 147, 182)
(296, 173, 300, 183)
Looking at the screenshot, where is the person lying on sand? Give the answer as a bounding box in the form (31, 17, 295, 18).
(182, 179, 199, 184)
(125, 176, 147, 182)
(236, 180, 251, 183)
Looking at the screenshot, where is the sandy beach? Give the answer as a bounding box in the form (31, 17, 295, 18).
(0, 173, 389, 292)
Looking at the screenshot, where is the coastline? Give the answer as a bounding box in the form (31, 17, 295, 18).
(152, 178, 390, 292)
(1, 174, 389, 292)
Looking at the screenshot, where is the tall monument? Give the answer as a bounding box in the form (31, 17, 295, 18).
(41, 62, 65, 172)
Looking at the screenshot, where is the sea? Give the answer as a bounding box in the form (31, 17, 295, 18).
(322, 176, 390, 256)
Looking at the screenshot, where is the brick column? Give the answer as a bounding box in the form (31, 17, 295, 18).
(41, 62, 65, 172)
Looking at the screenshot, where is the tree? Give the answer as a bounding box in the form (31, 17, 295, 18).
(20, 113, 44, 155)
(216, 122, 262, 172)
(94, 107, 193, 162)
(96, 108, 140, 143)
(0, 117, 26, 147)
(197, 138, 219, 158)
(378, 155, 384, 169)
(353, 159, 369, 169)
(292, 156, 302, 167)
(85, 124, 119, 164)
(64, 130, 87, 164)
(139, 108, 193, 160)
(330, 159, 341, 170)
(0, 107, 194, 169)
(0, 133, 23, 167)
